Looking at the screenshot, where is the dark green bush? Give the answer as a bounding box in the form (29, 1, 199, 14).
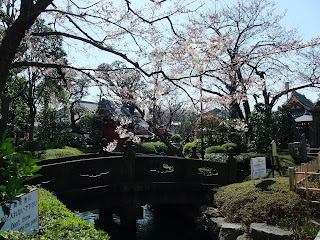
(57, 133, 86, 148)
(151, 142, 169, 155)
(171, 134, 182, 143)
(85, 137, 101, 149)
(205, 145, 227, 154)
(222, 143, 238, 152)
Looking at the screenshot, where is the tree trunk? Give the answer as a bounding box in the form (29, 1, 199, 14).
(0, 95, 10, 137)
(29, 104, 36, 141)
(0, 0, 53, 103)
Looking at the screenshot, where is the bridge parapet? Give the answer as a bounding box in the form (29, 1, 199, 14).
(28, 141, 236, 212)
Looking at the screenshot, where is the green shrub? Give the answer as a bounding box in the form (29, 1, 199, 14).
(182, 142, 196, 158)
(222, 143, 238, 152)
(151, 142, 168, 155)
(171, 134, 182, 143)
(134, 142, 156, 154)
(204, 153, 228, 163)
(215, 177, 319, 240)
(205, 145, 227, 154)
(1, 188, 110, 239)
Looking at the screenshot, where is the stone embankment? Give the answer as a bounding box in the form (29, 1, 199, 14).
(201, 206, 293, 240)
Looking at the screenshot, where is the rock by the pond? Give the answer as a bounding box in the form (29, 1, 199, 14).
(249, 223, 292, 240)
(210, 217, 243, 240)
(236, 233, 252, 240)
(201, 206, 222, 218)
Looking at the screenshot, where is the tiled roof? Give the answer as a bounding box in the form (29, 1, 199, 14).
(80, 100, 132, 118)
(287, 91, 314, 109)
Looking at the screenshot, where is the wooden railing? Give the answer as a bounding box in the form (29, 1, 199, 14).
(289, 155, 320, 203)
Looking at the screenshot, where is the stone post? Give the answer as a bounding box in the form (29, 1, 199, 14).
(226, 149, 237, 184)
(119, 206, 143, 236)
(122, 140, 135, 180)
(191, 146, 198, 159)
(99, 208, 114, 226)
(299, 133, 307, 163)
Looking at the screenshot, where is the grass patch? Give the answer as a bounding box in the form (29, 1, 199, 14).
(215, 177, 320, 239)
(1, 188, 110, 239)
(35, 146, 85, 160)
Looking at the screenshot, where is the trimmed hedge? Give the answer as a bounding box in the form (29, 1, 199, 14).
(134, 142, 169, 155)
(215, 177, 319, 239)
(182, 142, 196, 158)
(1, 188, 110, 239)
(205, 145, 227, 154)
(35, 146, 84, 160)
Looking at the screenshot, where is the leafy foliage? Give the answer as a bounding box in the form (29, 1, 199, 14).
(0, 133, 41, 209)
(273, 105, 295, 149)
(78, 113, 102, 136)
(0, 188, 110, 239)
(56, 133, 86, 149)
(248, 103, 274, 153)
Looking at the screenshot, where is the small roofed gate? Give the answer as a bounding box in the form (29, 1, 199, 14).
(29, 141, 237, 213)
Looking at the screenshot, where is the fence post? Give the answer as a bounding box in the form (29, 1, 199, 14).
(289, 167, 296, 191)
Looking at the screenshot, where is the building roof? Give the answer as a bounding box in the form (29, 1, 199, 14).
(98, 99, 131, 119)
(287, 91, 314, 110)
(80, 100, 132, 119)
(287, 91, 314, 118)
(80, 101, 99, 113)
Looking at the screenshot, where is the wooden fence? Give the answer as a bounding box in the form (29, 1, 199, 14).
(289, 155, 320, 203)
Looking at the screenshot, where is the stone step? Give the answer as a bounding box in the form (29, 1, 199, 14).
(249, 223, 292, 240)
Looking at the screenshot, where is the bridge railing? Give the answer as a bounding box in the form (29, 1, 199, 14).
(29, 142, 236, 193)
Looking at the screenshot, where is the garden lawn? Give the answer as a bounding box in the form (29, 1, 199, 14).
(36, 146, 85, 159)
(1, 188, 110, 240)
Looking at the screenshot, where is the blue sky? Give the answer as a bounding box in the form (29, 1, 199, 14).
(275, 0, 320, 103)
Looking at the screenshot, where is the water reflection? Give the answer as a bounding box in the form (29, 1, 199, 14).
(76, 205, 211, 240)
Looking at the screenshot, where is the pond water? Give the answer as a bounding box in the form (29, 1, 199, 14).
(76, 205, 211, 240)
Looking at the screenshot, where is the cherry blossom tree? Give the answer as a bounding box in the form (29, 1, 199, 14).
(147, 0, 320, 121)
